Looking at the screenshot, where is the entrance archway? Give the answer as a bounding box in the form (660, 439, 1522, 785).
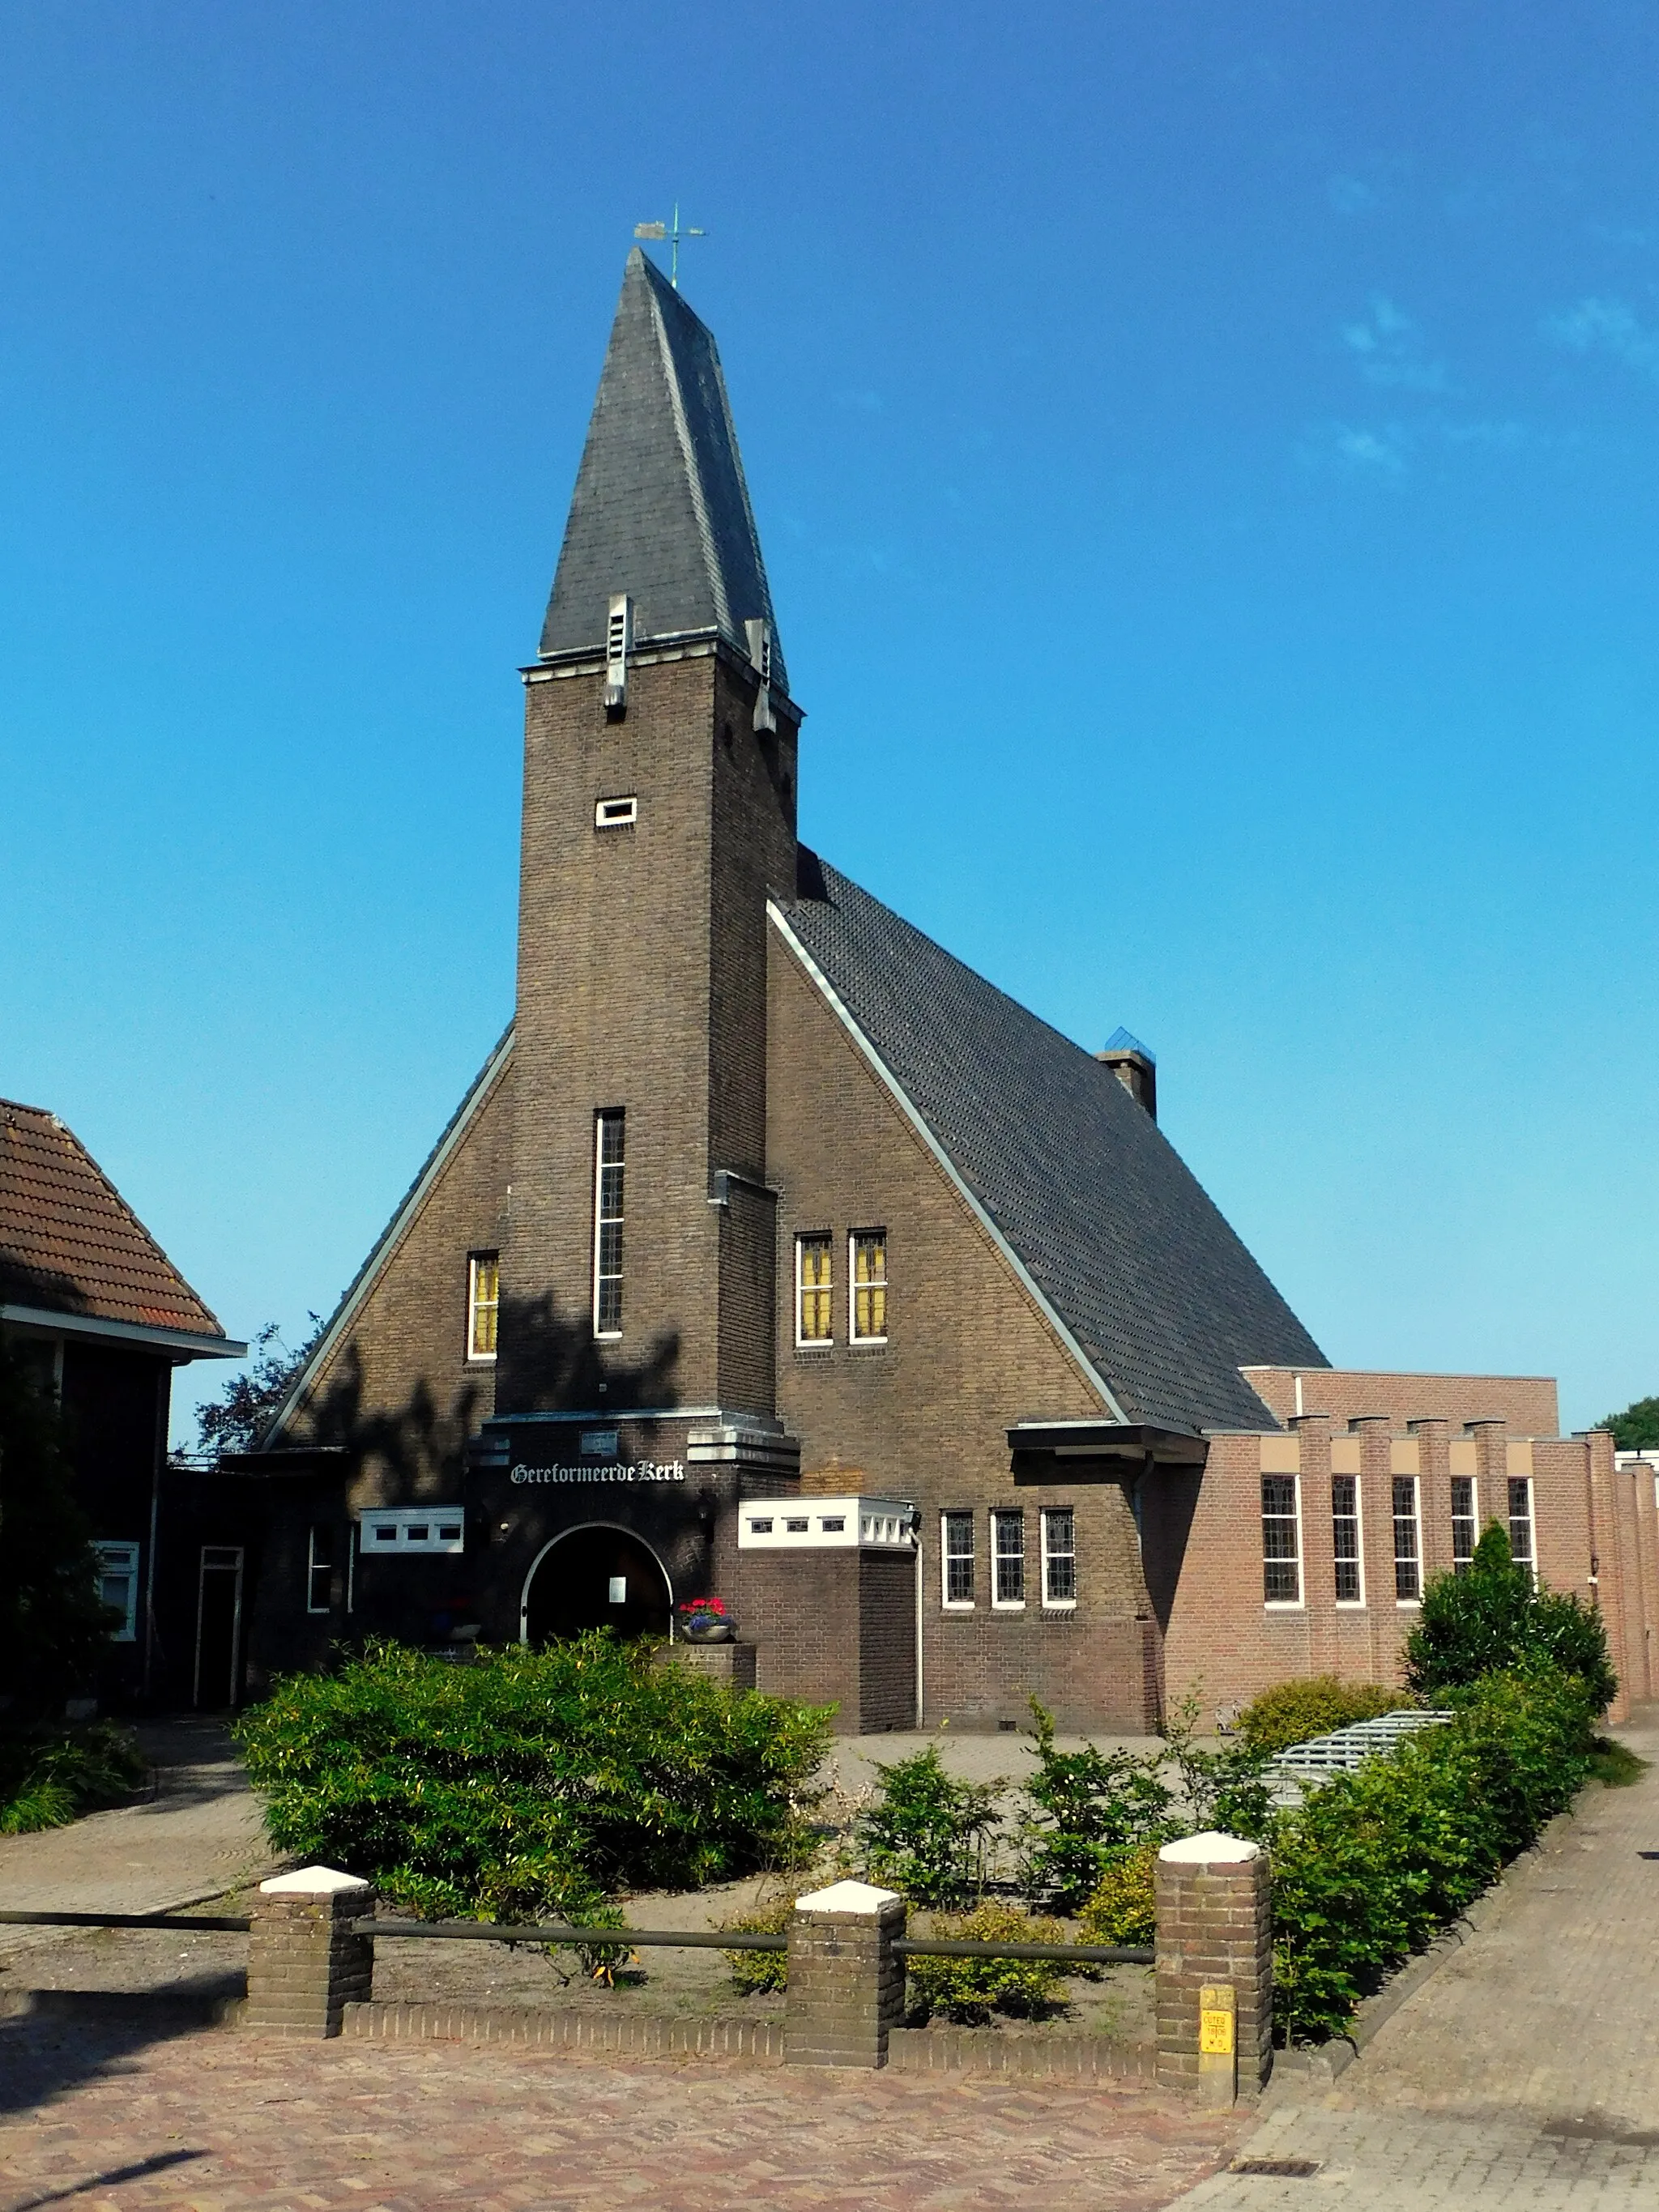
(521, 1524, 674, 1645)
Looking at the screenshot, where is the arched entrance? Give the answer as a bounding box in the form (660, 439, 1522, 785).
(521, 1524, 673, 1645)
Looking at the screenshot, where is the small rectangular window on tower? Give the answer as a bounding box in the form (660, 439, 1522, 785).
(467, 1252, 499, 1362)
(1451, 1476, 1478, 1572)
(850, 1230, 887, 1342)
(1262, 1477, 1302, 1605)
(795, 1234, 833, 1345)
(1332, 1475, 1363, 1605)
(1393, 1476, 1422, 1603)
(593, 1110, 625, 1337)
(595, 795, 638, 830)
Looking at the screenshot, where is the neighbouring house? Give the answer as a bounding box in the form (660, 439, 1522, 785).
(220, 250, 1657, 1728)
(1, 1097, 244, 1706)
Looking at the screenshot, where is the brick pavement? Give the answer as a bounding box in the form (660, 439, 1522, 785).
(1170, 1713, 1659, 2209)
(0, 2017, 1243, 2211)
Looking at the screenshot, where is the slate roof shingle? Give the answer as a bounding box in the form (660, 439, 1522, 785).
(0, 1098, 225, 1340)
(539, 249, 787, 690)
(775, 853, 1328, 1434)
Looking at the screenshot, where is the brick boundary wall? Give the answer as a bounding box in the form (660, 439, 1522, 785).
(886, 2027, 1154, 2079)
(342, 2001, 785, 2061)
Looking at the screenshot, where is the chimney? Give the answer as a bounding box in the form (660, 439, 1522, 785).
(1097, 1027, 1157, 1122)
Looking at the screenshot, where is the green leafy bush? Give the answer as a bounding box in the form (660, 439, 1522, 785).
(1271, 1660, 1596, 2044)
(719, 1891, 795, 1993)
(0, 1723, 147, 1834)
(1162, 1693, 1276, 1839)
(1077, 1842, 1158, 1947)
(0, 1343, 120, 1718)
(235, 1634, 831, 1922)
(855, 1745, 1000, 1907)
(1237, 1677, 1406, 1757)
(1403, 1524, 1616, 1709)
(906, 1902, 1069, 2024)
(1017, 1699, 1175, 1911)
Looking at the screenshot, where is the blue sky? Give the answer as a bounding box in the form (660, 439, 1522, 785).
(2, 2, 1656, 1440)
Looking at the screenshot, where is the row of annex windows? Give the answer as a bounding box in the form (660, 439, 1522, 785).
(796, 1230, 887, 1346)
(1261, 1473, 1537, 1609)
(940, 1507, 1076, 1612)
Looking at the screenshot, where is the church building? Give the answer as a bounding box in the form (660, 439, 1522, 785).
(240, 251, 1659, 1730)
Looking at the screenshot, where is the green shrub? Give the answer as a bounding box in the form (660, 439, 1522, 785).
(906, 1901, 1069, 2024)
(1271, 1660, 1596, 2044)
(1162, 1692, 1276, 1839)
(1017, 1699, 1175, 1911)
(0, 1344, 120, 1718)
(719, 1891, 795, 1993)
(1077, 1843, 1158, 1947)
(0, 1723, 147, 1835)
(855, 1745, 1000, 1908)
(235, 1634, 831, 1921)
(1403, 1524, 1616, 1709)
(1238, 1677, 1406, 1758)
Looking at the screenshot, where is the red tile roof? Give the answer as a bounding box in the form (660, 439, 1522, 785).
(0, 1097, 225, 1340)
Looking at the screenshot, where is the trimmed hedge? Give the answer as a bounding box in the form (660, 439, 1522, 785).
(1237, 1677, 1405, 1758)
(906, 1902, 1071, 2023)
(235, 1635, 831, 1922)
(1270, 1661, 1597, 2044)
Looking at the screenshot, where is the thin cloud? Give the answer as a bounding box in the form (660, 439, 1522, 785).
(1299, 421, 1410, 477)
(1546, 296, 1659, 380)
(1328, 176, 1381, 215)
(1341, 296, 1449, 392)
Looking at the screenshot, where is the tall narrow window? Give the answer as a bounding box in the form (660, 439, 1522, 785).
(1262, 1477, 1301, 1604)
(992, 1510, 1026, 1608)
(593, 1111, 625, 1337)
(1332, 1476, 1363, 1605)
(795, 1233, 833, 1345)
(306, 1525, 335, 1614)
(95, 1541, 139, 1642)
(1508, 1477, 1535, 1581)
(1451, 1476, 1478, 1572)
(942, 1511, 975, 1608)
(1041, 1507, 1077, 1608)
(851, 1230, 888, 1343)
(1393, 1477, 1422, 1602)
(467, 1252, 499, 1361)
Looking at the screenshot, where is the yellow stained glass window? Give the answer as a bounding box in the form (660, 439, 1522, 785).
(851, 1230, 887, 1340)
(469, 1253, 500, 1358)
(797, 1234, 833, 1342)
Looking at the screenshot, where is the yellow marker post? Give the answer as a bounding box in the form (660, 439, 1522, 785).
(1198, 1983, 1238, 2105)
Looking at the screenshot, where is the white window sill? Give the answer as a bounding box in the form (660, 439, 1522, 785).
(1041, 1602, 1077, 1614)
(594, 1331, 622, 1343)
(850, 1336, 888, 1350)
(795, 1340, 834, 1351)
(942, 1600, 975, 1613)
(465, 1353, 497, 1366)
(992, 1601, 1026, 1613)
(1264, 1600, 1305, 1612)
(1395, 1598, 1422, 1610)
(1334, 1600, 1367, 1612)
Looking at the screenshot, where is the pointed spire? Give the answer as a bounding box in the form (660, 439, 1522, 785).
(540, 249, 787, 693)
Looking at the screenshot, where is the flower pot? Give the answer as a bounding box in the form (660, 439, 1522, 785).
(681, 1617, 735, 1644)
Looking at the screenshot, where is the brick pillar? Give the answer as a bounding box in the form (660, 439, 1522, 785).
(784, 1878, 906, 2067)
(244, 1866, 374, 2038)
(1155, 1833, 1273, 2103)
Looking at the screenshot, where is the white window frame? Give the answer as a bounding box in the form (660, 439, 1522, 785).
(306, 1524, 334, 1614)
(1040, 1506, 1077, 1609)
(1451, 1474, 1479, 1574)
(1508, 1476, 1536, 1583)
(1332, 1474, 1365, 1608)
(849, 1229, 888, 1345)
(95, 1541, 140, 1642)
(941, 1511, 975, 1609)
(357, 1509, 466, 1556)
(594, 794, 638, 830)
(795, 1231, 834, 1347)
(466, 1251, 499, 1364)
(1261, 1474, 1303, 1607)
(991, 1508, 1026, 1610)
(1392, 1475, 1422, 1606)
(592, 1110, 625, 1340)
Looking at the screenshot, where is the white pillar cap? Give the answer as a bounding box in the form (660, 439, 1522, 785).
(1158, 1831, 1260, 1865)
(794, 1878, 902, 1913)
(259, 1865, 372, 1895)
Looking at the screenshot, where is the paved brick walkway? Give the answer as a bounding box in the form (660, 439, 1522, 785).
(0, 2019, 1242, 2211)
(1172, 1713, 1659, 2209)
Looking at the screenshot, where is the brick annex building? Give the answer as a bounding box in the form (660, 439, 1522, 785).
(239, 251, 1659, 1730)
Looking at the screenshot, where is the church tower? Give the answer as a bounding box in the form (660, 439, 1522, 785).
(497, 249, 801, 1443)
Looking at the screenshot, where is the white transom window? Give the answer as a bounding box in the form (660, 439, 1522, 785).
(359, 1510, 465, 1555)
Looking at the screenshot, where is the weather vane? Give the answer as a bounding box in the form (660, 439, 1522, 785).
(633, 202, 706, 290)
